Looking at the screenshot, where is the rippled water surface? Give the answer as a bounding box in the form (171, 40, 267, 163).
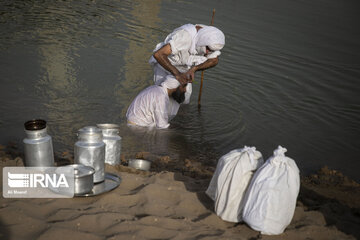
(1, 0, 359, 180)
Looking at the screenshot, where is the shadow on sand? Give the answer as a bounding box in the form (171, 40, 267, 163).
(299, 185, 360, 239)
(0, 217, 10, 240)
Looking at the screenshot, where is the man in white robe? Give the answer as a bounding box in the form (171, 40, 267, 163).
(149, 23, 225, 106)
(126, 76, 187, 129)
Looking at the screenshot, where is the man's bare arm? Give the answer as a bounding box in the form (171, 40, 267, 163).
(186, 57, 219, 80)
(153, 44, 188, 84)
(193, 57, 219, 72)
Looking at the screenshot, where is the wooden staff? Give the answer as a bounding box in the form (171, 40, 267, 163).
(198, 8, 216, 107)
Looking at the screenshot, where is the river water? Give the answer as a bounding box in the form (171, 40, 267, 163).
(1, 0, 359, 180)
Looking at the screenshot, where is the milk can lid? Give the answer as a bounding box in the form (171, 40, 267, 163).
(78, 126, 102, 134)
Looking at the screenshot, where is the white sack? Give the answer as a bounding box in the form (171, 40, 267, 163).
(206, 146, 264, 222)
(242, 146, 300, 235)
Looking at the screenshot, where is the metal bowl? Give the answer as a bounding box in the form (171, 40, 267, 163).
(128, 159, 151, 171)
(53, 164, 95, 196)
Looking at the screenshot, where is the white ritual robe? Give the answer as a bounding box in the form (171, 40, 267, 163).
(126, 85, 172, 129)
(149, 24, 210, 104)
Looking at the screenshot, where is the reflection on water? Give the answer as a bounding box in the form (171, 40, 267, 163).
(115, 0, 161, 116)
(127, 125, 174, 155)
(0, 0, 360, 181)
(35, 4, 85, 147)
(37, 42, 86, 148)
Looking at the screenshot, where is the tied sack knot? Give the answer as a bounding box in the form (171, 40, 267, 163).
(242, 146, 257, 168)
(271, 145, 288, 165)
(274, 145, 287, 156)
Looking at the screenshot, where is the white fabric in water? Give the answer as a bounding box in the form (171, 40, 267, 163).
(242, 146, 300, 235)
(126, 85, 171, 129)
(206, 146, 264, 223)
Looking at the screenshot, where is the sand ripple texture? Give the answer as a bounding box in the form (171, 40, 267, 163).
(0, 164, 357, 240)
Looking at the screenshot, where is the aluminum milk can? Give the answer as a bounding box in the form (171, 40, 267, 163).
(74, 126, 105, 183)
(23, 119, 55, 167)
(97, 124, 121, 166)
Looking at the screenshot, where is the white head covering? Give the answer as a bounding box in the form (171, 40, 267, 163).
(160, 75, 180, 89)
(190, 26, 225, 54)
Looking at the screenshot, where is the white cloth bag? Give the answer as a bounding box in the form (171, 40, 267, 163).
(206, 146, 264, 222)
(242, 146, 300, 235)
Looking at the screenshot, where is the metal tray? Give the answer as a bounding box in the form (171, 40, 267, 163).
(76, 172, 121, 197)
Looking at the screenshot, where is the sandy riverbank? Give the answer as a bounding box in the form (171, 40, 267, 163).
(0, 144, 359, 240)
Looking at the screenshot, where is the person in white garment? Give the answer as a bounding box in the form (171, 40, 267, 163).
(126, 75, 187, 129)
(149, 23, 225, 107)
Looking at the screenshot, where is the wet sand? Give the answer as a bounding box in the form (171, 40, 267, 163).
(0, 144, 359, 240)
